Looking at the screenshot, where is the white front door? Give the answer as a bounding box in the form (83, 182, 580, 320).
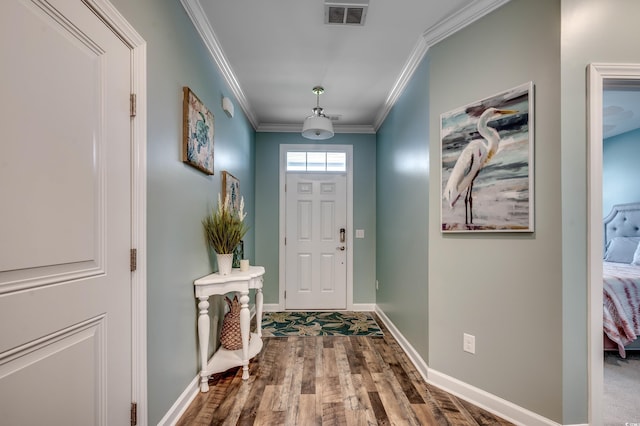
(0, 0, 132, 424)
(285, 173, 347, 309)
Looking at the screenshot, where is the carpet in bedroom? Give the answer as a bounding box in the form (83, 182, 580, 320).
(603, 351, 640, 425)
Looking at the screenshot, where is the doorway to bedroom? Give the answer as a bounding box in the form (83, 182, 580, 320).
(588, 64, 640, 425)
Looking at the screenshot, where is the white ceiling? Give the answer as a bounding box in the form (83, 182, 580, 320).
(181, 0, 510, 133)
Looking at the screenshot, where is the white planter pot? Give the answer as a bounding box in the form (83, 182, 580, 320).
(216, 253, 234, 276)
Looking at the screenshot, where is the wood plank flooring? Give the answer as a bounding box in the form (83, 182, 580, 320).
(177, 314, 513, 425)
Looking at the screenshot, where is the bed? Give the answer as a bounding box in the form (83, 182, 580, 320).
(602, 202, 640, 357)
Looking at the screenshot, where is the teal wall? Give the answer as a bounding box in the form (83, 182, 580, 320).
(428, 0, 562, 421)
(562, 0, 640, 422)
(376, 56, 430, 359)
(603, 129, 640, 215)
(254, 133, 376, 305)
(377, 0, 565, 420)
(108, 0, 255, 423)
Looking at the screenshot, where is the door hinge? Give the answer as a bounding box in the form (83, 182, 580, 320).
(130, 248, 137, 272)
(130, 93, 137, 117)
(284, 237, 286, 245)
(130, 402, 137, 426)
(284, 290, 286, 299)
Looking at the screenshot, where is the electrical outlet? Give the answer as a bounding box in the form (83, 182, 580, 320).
(463, 333, 475, 354)
(376, 280, 379, 290)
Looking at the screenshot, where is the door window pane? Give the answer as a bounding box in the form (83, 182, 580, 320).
(286, 151, 347, 172)
(286, 152, 307, 171)
(307, 152, 326, 171)
(326, 152, 346, 171)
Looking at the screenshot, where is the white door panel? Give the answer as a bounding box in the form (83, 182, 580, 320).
(286, 174, 346, 309)
(0, 0, 104, 280)
(0, 0, 132, 424)
(0, 317, 105, 425)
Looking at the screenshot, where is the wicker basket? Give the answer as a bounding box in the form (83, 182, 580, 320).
(220, 295, 243, 350)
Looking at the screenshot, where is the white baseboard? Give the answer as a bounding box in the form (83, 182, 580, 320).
(157, 375, 199, 426)
(374, 306, 430, 383)
(351, 303, 376, 311)
(428, 369, 561, 426)
(263, 303, 281, 312)
(374, 306, 563, 426)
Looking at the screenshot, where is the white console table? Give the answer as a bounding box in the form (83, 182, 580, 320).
(193, 266, 265, 392)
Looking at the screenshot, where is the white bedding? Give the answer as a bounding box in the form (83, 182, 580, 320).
(603, 261, 640, 357)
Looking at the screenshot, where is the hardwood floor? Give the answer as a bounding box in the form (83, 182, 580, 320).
(177, 314, 513, 425)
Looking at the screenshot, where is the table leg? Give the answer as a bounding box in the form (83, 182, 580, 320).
(256, 287, 263, 338)
(239, 290, 250, 380)
(197, 297, 210, 392)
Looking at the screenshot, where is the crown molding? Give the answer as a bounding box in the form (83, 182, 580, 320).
(180, 0, 258, 129)
(422, 0, 511, 46)
(255, 123, 301, 133)
(257, 123, 376, 134)
(183, 0, 510, 133)
(372, 35, 429, 130)
(373, 0, 511, 131)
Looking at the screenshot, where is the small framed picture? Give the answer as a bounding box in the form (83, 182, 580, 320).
(182, 87, 214, 175)
(233, 240, 244, 268)
(222, 171, 240, 211)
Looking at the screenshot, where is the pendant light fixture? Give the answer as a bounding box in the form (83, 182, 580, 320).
(302, 86, 334, 140)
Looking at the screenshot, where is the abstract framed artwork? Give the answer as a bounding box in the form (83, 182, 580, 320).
(222, 170, 240, 211)
(182, 87, 214, 175)
(441, 82, 534, 233)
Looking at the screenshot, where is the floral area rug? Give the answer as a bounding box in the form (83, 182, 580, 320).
(261, 311, 383, 337)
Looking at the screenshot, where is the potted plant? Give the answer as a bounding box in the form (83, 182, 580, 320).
(203, 193, 248, 275)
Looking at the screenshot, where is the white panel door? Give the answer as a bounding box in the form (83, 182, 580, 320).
(285, 173, 347, 309)
(0, 1, 132, 424)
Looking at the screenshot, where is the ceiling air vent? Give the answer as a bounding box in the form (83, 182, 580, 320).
(325, 0, 368, 25)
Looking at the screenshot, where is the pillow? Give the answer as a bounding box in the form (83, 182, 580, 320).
(604, 237, 640, 263)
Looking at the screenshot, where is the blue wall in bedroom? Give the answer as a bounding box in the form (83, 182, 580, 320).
(603, 128, 640, 216)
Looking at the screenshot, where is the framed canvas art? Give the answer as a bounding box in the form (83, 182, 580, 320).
(182, 87, 214, 175)
(441, 82, 534, 232)
(222, 171, 240, 211)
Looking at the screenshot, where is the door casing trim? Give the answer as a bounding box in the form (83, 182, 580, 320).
(84, 1, 148, 424)
(587, 63, 640, 426)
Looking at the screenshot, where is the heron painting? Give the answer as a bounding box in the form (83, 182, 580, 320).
(441, 82, 534, 232)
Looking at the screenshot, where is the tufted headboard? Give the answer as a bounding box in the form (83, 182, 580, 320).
(603, 202, 640, 251)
